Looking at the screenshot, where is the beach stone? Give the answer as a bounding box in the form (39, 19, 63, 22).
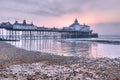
(79, 70, 83, 74)
(0, 73, 8, 78)
(35, 71, 41, 75)
(56, 78, 59, 80)
(72, 70, 77, 76)
(83, 72, 91, 77)
(42, 74, 49, 79)
(66, 77, 70, 80)
(27, 75, 35, 80)
(87, 72, 93, 78)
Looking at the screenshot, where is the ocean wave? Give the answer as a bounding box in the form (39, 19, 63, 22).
(79, 39, 120, 44)
(64, 38, 120, 45)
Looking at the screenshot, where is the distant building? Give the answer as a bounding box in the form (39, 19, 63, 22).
(63, 19, 92, 32)
(62, 19, 98, 38)
(0, 22, 12, 29)
(13, 20, 37, 30)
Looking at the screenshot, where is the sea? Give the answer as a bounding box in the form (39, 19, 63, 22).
(7, 35, 120, 59)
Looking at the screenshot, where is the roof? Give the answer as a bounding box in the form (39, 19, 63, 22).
(14, 23, 34, 26)
(13, 20, 34, 26)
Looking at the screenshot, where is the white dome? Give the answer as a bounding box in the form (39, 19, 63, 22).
(69, 19, 90, 32)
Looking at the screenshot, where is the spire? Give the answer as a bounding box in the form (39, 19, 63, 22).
(23, 20, 26, 25)
(14, 21, 18, 24)
(30, 22, 34, 26)
(74, 18, 78, 23)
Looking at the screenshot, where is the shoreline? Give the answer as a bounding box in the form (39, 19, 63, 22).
(0, 41, 120, 80)
(0, 41, 79, 66)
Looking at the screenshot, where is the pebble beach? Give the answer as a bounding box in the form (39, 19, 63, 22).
(0, 41, 120, 80)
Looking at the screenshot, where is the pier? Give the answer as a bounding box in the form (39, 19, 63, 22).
(0, 19, 98, 41)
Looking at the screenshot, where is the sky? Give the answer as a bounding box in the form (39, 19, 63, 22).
(0, 0, 120, 35)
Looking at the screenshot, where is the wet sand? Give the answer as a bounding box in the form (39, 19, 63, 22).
(0, 41, 120, 80)
(0, 41, 78, 66)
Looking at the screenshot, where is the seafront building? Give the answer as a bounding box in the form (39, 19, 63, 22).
(63, 19, 91, 32)
(61, 19, 97, 38)
(0, 19, 98, 40)
(13, 20, 37, 30)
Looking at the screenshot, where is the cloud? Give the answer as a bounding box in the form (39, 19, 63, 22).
(96, 22, 120, 27)
(0, 0, 95, 16)
(0, 0, 120, 25)
(1, 0, 120, 17)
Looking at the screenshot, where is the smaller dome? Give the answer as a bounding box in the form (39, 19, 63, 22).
(69, 19, 80, 27)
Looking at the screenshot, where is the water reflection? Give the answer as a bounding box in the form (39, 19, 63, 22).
(7, 38, 98, 58)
